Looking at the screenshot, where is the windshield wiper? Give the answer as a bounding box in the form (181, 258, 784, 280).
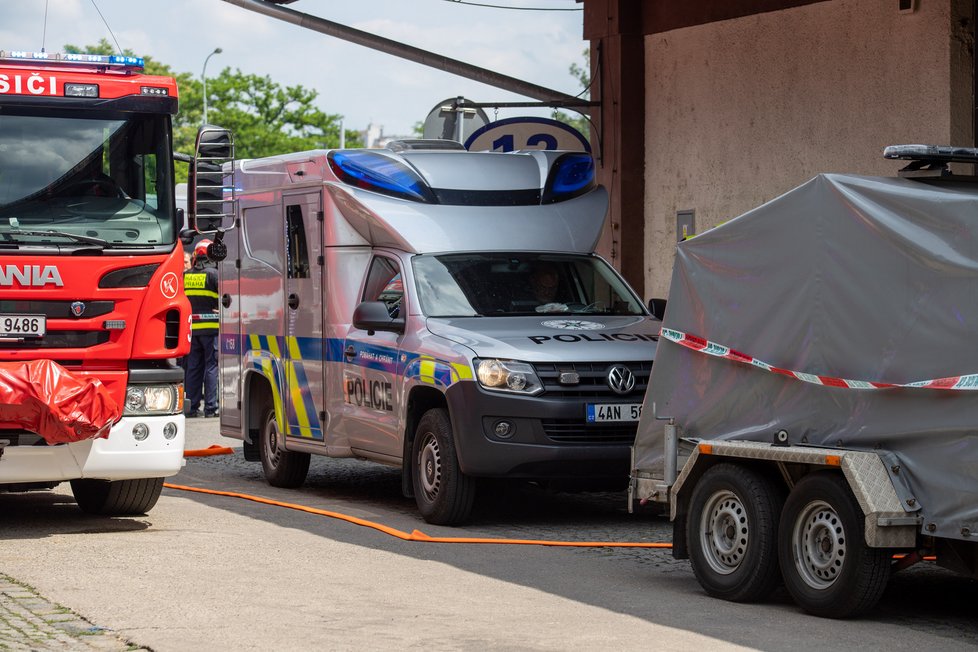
(0, 230, 108, 247)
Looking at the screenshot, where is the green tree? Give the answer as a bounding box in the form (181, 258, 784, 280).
(555, 47, 590, 139)
(65, 41, 362, 181)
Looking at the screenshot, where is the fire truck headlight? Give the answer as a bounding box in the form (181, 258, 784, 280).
(124, 385, 180, 415)
(475, 359, 543, 396)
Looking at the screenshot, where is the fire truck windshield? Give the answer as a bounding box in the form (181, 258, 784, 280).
(0, 109, 175, 249)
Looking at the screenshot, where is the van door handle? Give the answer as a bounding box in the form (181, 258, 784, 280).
(344, 345, 356, 359)
(222, 294, 231, 308)
(288, 293, 300, 310)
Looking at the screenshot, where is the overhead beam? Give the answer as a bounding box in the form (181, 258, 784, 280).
(220, 0, 590, 113)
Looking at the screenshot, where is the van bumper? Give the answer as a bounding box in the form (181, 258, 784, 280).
(444, 381, 632, 480)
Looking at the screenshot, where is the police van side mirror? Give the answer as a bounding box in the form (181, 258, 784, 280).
(648, 298, 667, 321)
(188, 125, 235, 235)
(353, 301, 405, 335)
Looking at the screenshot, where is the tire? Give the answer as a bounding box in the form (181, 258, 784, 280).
(686, 463, 785, 602)
(259, 403, 310, 488)
(778, 472, 890, 618)
(70, 477, 164, 516)
(412, 408, 475, 526)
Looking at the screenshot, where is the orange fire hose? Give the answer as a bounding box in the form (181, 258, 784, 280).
(169, 446, 673, 548)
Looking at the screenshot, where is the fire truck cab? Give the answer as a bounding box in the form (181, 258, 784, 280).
(0, 50, 192, 515)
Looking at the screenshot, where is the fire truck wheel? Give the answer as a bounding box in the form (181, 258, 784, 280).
(412, 408, 475, 526)
(70, 477, 164, 516)
(259, 404, 310, 488)
(778, 472, 890, 618)
(686, 463, 785, 602)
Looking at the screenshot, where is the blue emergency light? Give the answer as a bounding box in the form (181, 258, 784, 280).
(0, 50, 144, 69)
(328, 150, 435, 203)
(542, 153, 595, 204)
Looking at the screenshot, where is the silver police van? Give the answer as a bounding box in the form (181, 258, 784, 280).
(217, 141, 659, 524)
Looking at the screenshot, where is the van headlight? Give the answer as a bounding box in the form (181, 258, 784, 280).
(475, 359, 543, 395)
(124, 384, 182, 415)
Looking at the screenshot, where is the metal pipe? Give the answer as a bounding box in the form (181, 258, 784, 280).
(663, 418, 678, 486)
(219, 0, 591, 114)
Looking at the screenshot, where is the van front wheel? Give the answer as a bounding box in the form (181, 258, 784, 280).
(412, 408, 475, 526)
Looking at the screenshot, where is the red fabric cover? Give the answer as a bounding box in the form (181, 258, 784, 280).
(0, 360, 121, 444)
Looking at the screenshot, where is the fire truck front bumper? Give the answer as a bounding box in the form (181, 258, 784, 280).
(0, 414, 186, 484)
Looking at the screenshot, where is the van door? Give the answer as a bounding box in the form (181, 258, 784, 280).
(342, 254, 404, 459)
(283, 192, 325, 442)
(218, 226, 241, 429)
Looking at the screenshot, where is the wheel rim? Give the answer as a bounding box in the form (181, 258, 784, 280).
(417, 432, 442, 502)
(699, 489, 749, 575)
(792, 499, 847, 589)
(263, 412, 281, 468)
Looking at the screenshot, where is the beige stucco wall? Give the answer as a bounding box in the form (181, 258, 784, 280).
(644, 0, 974, 298)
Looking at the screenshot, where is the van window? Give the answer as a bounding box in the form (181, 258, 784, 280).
(412, 253, 645, 317)
(363, 257, 403, 318)
(286, 204, 310, 279)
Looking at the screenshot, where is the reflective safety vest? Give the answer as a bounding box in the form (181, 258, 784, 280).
(184, 265, 220, 332)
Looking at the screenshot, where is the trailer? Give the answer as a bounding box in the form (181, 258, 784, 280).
(632, 145, 978, 618)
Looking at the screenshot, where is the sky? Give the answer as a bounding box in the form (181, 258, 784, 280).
(0, 0, 587, 137)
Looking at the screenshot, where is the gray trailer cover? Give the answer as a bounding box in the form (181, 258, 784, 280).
(635, 173, 978, 542)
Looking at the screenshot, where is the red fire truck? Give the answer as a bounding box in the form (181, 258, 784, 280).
(0, 50, 212, 515)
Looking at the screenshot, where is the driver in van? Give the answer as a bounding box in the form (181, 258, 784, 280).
(529, 263, 567, 312)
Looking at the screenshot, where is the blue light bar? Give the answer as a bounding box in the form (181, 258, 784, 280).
(542, 153, 596, 204)
(328, 150, 434, 203)
(0, 50, 144, 69)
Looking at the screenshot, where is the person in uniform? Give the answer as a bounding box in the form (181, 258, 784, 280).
(183, 239, 220, 418)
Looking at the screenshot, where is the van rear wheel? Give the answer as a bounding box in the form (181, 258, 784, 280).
(259, 404, 310, 488)
(412, 408, 475, 526)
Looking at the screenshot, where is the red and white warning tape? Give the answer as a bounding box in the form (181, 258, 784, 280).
(660, 327, 978, 391)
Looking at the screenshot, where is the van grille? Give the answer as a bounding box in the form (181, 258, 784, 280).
(541, 420, 637, 445)
(533, 361, 652, 398)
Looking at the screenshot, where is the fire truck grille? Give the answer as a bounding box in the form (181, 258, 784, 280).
(533, 361, 652, 398)
(0, 430, 47, 446)
(541, 420, 637, 445)
(0, 331, 110, 349)
(0, 300, 114, 319)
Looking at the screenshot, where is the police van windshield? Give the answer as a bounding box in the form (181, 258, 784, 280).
(0, 109, 175, 249)
(413, 253, 646, 317)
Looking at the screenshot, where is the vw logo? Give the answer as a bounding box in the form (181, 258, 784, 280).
(70, 301, 86, 317)
(607, 365, 636, 395)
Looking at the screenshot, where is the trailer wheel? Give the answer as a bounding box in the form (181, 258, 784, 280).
(70, 477, 164, 516)
(778, 472, 890, 618)
(259, 404, 309, 488)
(686, 463, 784, 602)
(412, 408, 475, 526)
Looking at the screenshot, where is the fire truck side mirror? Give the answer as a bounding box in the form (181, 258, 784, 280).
(189, 125, 235, 235)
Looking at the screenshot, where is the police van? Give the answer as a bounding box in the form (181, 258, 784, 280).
(216, 141, 660, 524)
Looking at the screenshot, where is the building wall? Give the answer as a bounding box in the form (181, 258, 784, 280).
(643, 0, 974, 298)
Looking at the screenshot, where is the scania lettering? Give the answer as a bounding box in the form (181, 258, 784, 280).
(0, 50, 226, 516)
(217, 142, 660, 525)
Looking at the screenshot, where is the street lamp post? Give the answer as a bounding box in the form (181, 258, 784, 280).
(202, 47, 223, 125)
